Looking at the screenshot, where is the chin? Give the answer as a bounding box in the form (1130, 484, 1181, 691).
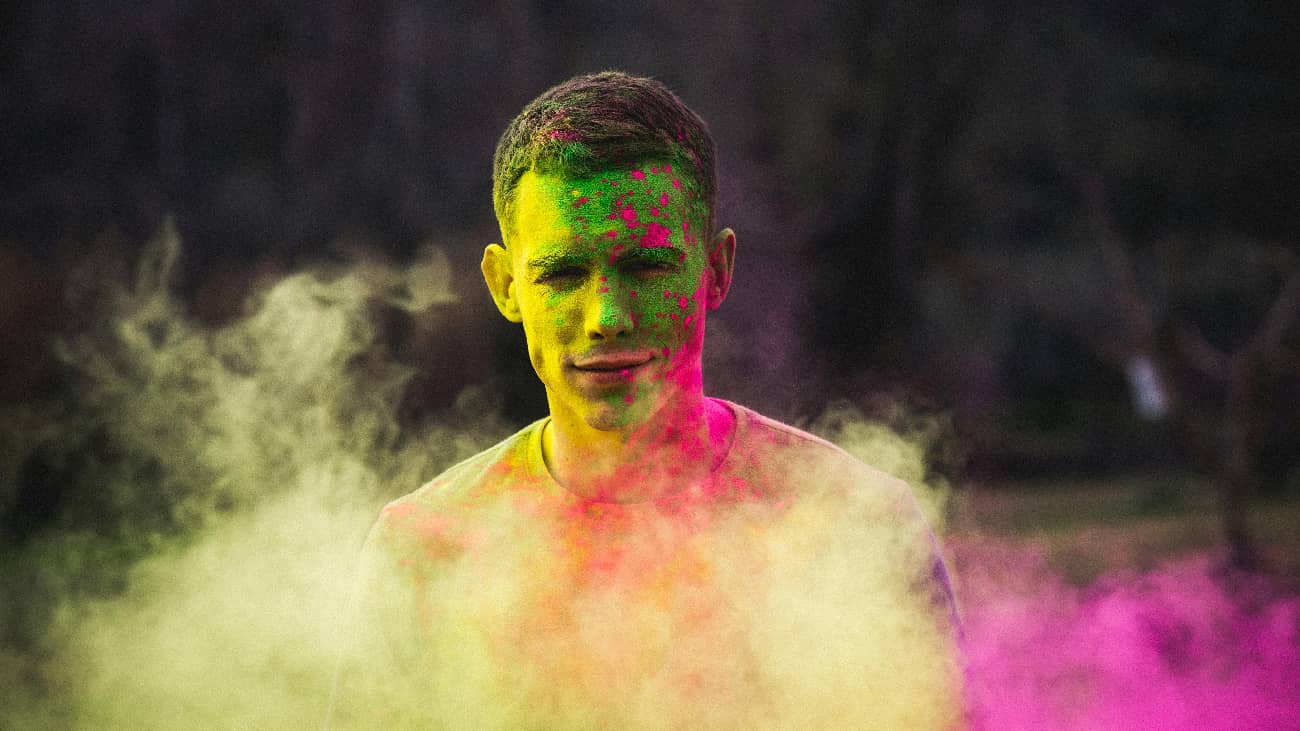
(582, 401, 640, 431)
(579, 390, 664, 432)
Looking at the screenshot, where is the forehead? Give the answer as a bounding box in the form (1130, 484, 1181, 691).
(510, 165, 704, 252)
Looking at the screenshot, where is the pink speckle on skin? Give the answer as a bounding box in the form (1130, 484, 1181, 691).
(641, 222, 672, 248)
(672, 179, 682, 189)
(630, 170, 646, 180)
(573, 196, 589, 207)
(650, 206, 660, 217)
(678, 296, 688, 309)
(662, 347, 670, 358)
(663, 290, 672, 298)
(549, 130, 579, 141)
(624, 393, 635, 403)
(621, 207, 638, 225)
(599, 287, 609, 293)
(664, 164, 672, 172)
(660, 193, 670, 205)
(630, 290, 637, 298)
(605, 230, 618, 239)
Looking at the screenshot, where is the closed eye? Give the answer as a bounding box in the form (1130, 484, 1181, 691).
(535, 266, 586, 284)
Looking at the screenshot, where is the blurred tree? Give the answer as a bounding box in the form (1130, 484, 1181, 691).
(1, 0, 1297, 489)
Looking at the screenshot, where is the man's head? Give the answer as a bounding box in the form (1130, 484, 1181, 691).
(482, 72, 734, 434)
(491, 71, 717, 243)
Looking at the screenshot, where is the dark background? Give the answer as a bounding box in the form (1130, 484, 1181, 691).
(3, 1, 1299, 550)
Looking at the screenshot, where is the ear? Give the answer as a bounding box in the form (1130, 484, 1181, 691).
(705, 227, 736, 310)
(481, 243, 523, 323)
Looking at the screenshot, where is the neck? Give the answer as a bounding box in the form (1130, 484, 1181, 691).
(543, 393, 733, 502)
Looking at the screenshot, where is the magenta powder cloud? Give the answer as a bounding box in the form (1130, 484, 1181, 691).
(957, 541, 1300, 730)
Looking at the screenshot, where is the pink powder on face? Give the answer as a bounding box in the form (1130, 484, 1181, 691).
(641, 222, 672, 248)
(631, 170, 646, 180)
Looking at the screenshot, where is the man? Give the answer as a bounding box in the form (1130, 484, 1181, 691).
(328, 71, 963, 729)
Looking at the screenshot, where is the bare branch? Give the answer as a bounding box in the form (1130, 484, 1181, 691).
(1174, 321, 1231, 381)
(1259, 266, 1300, 368)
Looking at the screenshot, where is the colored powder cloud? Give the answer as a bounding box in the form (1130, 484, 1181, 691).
(956, 538, 1300, 730)
(0, 224, 1296, 729)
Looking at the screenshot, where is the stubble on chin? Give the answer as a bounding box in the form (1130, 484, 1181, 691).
(582, 396, 645, 432)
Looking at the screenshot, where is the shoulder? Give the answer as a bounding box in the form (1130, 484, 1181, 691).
(722, 400, 913, 506)
(370, 418, 546, 544)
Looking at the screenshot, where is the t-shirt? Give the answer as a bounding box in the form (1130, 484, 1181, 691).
(327, 399, 964, 729)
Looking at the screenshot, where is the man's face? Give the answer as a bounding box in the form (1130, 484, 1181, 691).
(484, 163, 729, 433)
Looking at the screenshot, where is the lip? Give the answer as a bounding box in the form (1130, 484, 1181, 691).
(570, 351, 654, 371)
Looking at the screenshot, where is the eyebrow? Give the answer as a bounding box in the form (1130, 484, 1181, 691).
(525, 250, 592, 272)
(526, 244, 683, 272)
(618, 246, 683, 266)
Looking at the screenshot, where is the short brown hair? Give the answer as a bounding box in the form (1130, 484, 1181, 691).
(492, 71, 717, 243)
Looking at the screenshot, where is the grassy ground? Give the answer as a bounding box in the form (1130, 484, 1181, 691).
(947, 472, 1300, 585)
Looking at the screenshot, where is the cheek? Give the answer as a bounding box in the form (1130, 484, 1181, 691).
(522, 292, 581, 350)
(638, 277, 707, 353)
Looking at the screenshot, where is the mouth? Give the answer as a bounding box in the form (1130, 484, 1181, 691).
(570, 351, 654, 372)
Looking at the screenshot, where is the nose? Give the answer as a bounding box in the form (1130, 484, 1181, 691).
(583, 282, 634, 340)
